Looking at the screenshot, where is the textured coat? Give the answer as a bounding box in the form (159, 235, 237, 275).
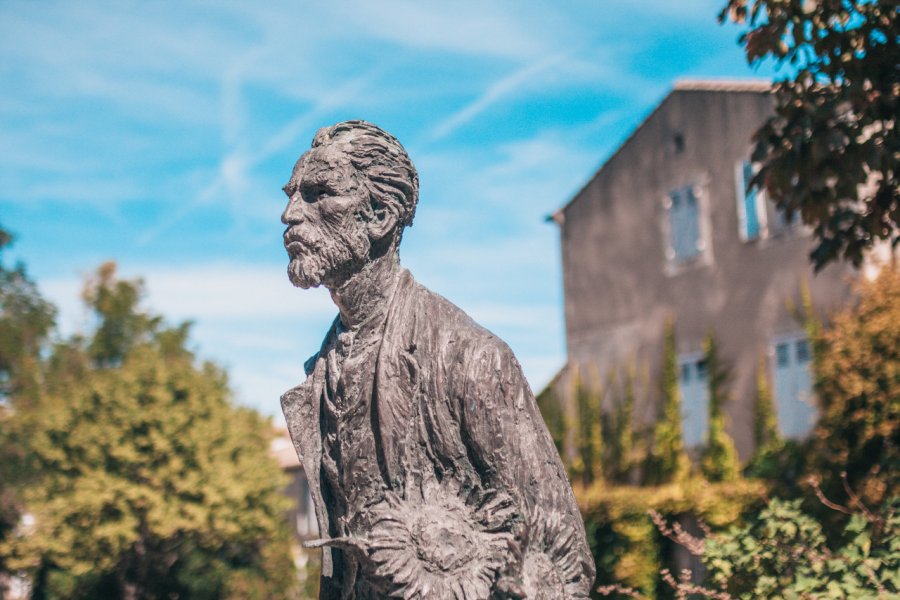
(282, 269, 594, 598)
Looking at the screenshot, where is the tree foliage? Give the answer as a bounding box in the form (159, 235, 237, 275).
(81, 262, 163, 368)
(571, 369, 605, 486)
(720, 0, 900, 270)
(0, 228, 56, 404)
(587, 478, 765, 599)
(811, 268, 900, 506)
(535, 378, 566, 457)
(608, 367, 637, 484)
(703, 498, 899, 599)
(0, 226, 57, 581)
(752, 354, 779, 453)
(1, 263, 297, 599)
(599, 495, 899, 600)
(700, 334, 741, 483)
(645, 320, 690, 485)
(745, 355, 804, 488)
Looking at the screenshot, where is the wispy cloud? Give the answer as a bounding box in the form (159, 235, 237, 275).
(137, 62, 389, 245)
(2, 0, 764, 412)
(41, 262, 334, 330)
(339, 0, 553, 60)
(255, 66, 391, 164)
(425, 54, 568, 142)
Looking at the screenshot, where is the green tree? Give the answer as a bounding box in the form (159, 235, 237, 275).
(811, 268, 900, 506)
(699, 334, 740, 483)
(720, 1, 900, 270)
(0, 226, 57, 582)
(81, 261, 162, 368)
(0, 227, 56, 404)
(752, 354, 779, 453)
(1, 264, 296, 599)
(745, 353, 803, 486)
(535, 379, 566, 458)
(571, 369, 605, 486)
(645, 320, 690, 485)
(608, 366, 636, 484)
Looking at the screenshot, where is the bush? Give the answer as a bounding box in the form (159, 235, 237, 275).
(811, 269, 900, 506)
(0, 264, 297, 599)
(582, 478, 764, 598)
(704, 497, 899, 599)
(599, 495, 899, 599)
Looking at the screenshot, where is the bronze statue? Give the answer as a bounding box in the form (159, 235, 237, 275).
(280, 120, 594, 599)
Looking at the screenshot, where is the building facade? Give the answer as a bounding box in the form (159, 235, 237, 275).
(271, 431, 318, 563)
(551, 80, 856, 459)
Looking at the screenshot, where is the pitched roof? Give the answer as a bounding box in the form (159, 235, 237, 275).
(673, 78, 772, 92)
(554, 79, 771, 215)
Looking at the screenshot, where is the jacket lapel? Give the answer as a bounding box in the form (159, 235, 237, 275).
(281, 320, 337, 577)
(372, 270, 421, 491)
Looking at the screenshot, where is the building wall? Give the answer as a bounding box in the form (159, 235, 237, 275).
(558, 87, 855, 458)
(284, 465, 317, 540)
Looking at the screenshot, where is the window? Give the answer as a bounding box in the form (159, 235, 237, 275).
(679, 354, 709, 448)
(772, 334, 816, 439)
(735, 158, 802, 240)
(667, 185, 702, 262)
(695, 359, 708, 382)
(0, 371, 9, 407)
(796, 339, 810, 363)
(768, 199, 798, 235)
(775, 342, 790, 368)
(735, 160, 765, 240)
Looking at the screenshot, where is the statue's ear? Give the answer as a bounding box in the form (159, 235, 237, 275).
(366, 197, 401, 242)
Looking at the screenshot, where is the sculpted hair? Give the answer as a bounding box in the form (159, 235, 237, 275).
(311, 120, 419, 244)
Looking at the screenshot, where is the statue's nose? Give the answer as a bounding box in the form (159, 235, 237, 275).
(281, 194, 304, 225)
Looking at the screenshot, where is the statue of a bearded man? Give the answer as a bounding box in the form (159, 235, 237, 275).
(280, 120, 595, 599)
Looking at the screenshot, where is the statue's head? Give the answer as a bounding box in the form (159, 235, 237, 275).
(281, 120, 419, 289)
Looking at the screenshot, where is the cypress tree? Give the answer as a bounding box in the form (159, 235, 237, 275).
(753, 354, 779, 452)
(609, 365, 636, 483)
(535, 382, 566, 457)
(700, 333, 740, 482)
(572, 369, 604, 486)
(645, 319, 690, 485)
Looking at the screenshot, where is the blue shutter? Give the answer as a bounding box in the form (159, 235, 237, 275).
(679, 357, 709, 448)
(773, 336, 816, 439)
(741, 161, 761, 239)
(669, 186, 701, 261)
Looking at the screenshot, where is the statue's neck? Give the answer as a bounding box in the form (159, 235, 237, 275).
(329, 252, 402, 331)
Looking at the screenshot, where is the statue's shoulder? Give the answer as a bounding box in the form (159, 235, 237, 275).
(400, 271, 518, 367)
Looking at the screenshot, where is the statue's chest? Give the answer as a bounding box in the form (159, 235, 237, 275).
(320, 336, 385, 526)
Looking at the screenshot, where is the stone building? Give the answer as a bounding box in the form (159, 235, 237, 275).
(548, 80, 857, 459)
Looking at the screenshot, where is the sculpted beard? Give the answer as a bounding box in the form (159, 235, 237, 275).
(286, 216, 371, 289)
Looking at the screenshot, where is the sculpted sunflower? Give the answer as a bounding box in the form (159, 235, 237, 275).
(363, 481, 518, 599)
(496, 507, 589, 600)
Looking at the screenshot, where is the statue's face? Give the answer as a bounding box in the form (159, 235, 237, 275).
(281, 147, 371, 289)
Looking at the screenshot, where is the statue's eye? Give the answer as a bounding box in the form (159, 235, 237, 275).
(300, 185, 325, 203)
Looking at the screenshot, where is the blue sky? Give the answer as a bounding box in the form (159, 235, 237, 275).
(0, 0, 770, 416)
